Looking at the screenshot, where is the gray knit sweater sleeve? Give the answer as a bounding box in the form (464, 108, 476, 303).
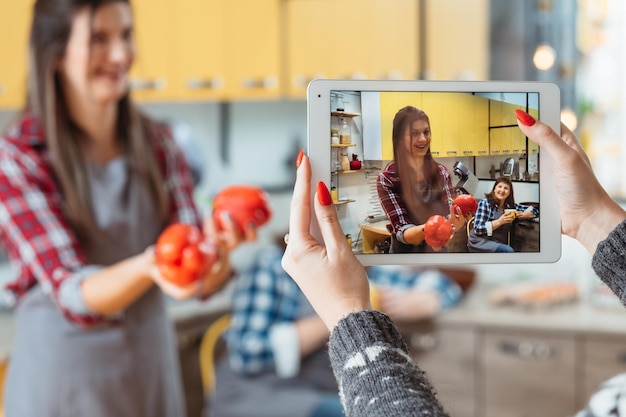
(592, 219, 626, 305)
(328, 310, 449, 417)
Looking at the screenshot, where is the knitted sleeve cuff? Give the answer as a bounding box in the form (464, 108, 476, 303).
(328, 310, 407, 365)
(591, 219, 626, 305)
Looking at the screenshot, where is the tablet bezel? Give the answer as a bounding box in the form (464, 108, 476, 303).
(307, 79, 561, 265)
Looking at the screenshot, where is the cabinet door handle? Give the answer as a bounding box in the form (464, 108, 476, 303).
(241, 75, 278, 90)
(410, 333, 438, 351)
(129, 77, 167, 91)
(292, 74, 325, 89)
(499, 340, 553, 359)
(187, 77, 224, 90)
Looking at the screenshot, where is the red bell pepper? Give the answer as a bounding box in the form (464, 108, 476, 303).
(155, 223, 218, 286)
(424, 215, 453, 249)
(213, 185, 272, 234)
(453, 194, 478, 217)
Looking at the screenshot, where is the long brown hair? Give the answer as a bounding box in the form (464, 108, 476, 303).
(392, 106, 447, 224)
(26, 0, 169, 241)
(485, 176, 515, 209)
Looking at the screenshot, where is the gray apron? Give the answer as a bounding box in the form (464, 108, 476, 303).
(468, 209, 511, 252)
(210, 295, 339, 417)
(4, 157, 186, 417)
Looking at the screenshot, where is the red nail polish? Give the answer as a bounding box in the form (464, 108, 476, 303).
(317, 181, 333, 206)
(296, 149, 304, 168)
(515, 109, 536, 127)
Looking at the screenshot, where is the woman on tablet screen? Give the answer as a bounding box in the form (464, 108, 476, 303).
(376, 106, 466, 253)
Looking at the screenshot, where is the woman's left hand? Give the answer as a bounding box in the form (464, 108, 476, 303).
(517, 210, 534, 220)
(449, 204, 466, 235)
(281, 153, 371, 331)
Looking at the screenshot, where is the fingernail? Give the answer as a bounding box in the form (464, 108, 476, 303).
(296, 149, 304, 168)
(515, 109, 536, 127)
(317, 181, 333, 206)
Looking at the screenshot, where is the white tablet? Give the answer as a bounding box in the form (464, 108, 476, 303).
(307, 79, 561, 265)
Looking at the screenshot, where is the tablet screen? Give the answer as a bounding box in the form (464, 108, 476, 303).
(308, 80, 561, 265)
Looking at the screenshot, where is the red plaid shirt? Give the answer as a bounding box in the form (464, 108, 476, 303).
(377, 162, 454, 243)
(0, 113, 201, 326)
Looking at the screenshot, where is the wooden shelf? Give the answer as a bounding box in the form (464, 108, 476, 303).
(331, 111, 361, 118)
(334, 199, 355, 205)
(332, 169, 379, 175)
(331, 143, 356, 148)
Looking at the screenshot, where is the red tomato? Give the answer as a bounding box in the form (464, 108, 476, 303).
(213, 185, 272, 234)
(453, 194, 478, 217)
(155, 223, 218, 286)
(424, 215, 453, 249)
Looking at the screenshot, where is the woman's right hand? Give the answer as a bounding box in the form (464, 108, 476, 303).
(281, 152, 371, 331)
(403, 225, 425, 245)
(149, 214, 257, 301)
(515, 110, 626, 253)
(493, 213, 514, 229)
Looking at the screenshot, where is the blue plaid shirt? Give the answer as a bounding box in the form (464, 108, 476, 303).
(226, 248, 464, 375)
(472, 198, 539, 236)
(366, 266, 463, 310)
(225, 245, 310, 375)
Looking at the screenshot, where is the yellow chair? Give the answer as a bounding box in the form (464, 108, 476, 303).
(0, 357, 7, 417)
(466, 216, 475, 238)
(198, 314, 231, 393)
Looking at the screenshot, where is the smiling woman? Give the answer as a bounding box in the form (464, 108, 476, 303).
(376, 105, 468, 254)
(0, 1, 255, 416)
(468, 176, 539, 253)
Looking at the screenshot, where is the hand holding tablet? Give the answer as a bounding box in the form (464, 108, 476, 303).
(306, 79, 562, 265)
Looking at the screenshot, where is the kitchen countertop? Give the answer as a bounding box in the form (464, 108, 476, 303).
(434, 283, 626, 336)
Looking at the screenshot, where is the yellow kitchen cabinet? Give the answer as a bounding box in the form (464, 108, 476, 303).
(132, 0, 280, 101)
(220, 0, 281, 100)
(527, 107, 539, 157)
(489, 126, 513, 156)
(378, 92, 488, 159)
(285, 0, 420, 98)
(421, 92, 445, 157)
(473, 95, 490, 156)
(379, 91, 424, 160)
(130, 0, 177, 101)
(423, 0, 489, 81)
(423, 93, 488, 158)
(490, 100, 533, 155)
(0, 1, 34, 110)
(173, 0, 227, 101)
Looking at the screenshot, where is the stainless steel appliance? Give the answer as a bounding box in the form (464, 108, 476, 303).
(453, 161, 479, 195)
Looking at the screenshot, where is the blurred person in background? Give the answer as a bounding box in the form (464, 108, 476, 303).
(367, 266, 463, 322)
(209, 233, 344, 417)
(0, 1, 253, 416)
